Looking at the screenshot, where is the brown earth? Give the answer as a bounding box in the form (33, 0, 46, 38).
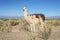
(0, 32, 27, 40)
(0, 26, 60, 40)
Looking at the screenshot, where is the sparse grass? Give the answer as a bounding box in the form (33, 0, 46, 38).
(0, 18, 60, 40)
(27, 32, 36, 40)
(37, 26, 52, 40)
(0, 18, 20, 32)
(45, 19, 60, 27)
(0, 18, 60, 32)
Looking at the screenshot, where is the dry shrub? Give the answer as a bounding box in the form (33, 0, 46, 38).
(10, 21, 19, 26)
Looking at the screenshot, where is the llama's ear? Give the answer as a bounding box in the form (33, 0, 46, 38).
(23, 6, 25, 9)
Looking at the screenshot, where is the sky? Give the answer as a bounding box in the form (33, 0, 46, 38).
(0, 0, 60, 17)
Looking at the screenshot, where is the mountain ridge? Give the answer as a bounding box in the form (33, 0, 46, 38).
(0, 16, 60, 19)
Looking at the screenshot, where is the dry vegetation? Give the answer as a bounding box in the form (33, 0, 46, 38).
(0, 18, 60, 32)
(0, 18, 60, 40)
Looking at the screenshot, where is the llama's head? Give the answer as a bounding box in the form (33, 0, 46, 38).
(23, 6, 28, 16)
(23, 6, 27, 12)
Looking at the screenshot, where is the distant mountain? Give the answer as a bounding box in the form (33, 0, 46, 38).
(46, 16, 60, 19)
(0, 16, 60, 19)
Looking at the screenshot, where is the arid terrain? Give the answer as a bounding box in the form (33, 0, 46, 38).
(0, 18, 60, 40)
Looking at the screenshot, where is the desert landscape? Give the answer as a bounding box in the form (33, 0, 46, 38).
(0, 0, 60, 40)
(0, 18, 60, 40)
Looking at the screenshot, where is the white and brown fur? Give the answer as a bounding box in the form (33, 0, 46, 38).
(23, 6, 45, 32)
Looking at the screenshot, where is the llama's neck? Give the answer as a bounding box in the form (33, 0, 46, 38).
(24, 9, 28, 17)
(23, 6, 28, 17)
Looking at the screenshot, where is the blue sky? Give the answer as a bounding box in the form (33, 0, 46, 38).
(0, 0, 60, 17)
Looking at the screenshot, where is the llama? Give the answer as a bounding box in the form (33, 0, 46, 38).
(23, 6, 45, 32)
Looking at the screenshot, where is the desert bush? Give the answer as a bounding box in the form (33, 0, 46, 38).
(0, 19, 13, 32)
(10, 21, 19, 26)
(20, 21, 30, 31)
(3, 19, 9, 21)
(53, 20, 60, 27)
(37, 26, 52, 40)
(0, 21, 3, 26)
(0, 21, 4, 31)
(27, 32, 36, 40)
(45, 19, 60, 27)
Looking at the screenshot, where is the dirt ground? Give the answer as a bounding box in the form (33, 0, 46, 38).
(0, 32, 27, 40)
(0, 26, 60, 40)
(48, 26, 60, 40)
